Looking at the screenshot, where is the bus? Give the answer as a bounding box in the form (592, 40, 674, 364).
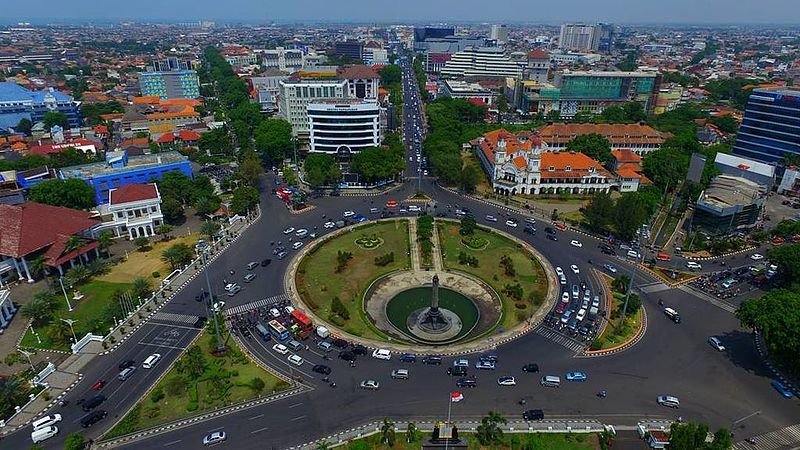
(268, 319, 290, 341)
(291, 310, 313, 339)
(255, 322, 271, 341)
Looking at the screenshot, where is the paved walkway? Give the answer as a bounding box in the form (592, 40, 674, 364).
(408, 218, 421, 271)
(429, 220, 444, 272)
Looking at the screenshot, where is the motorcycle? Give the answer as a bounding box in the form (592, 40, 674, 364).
(597, 390, 607, 398)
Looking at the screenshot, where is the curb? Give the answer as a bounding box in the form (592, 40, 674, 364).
(1, 373, 84, 435)
(684, 246, 758, 262)
(581, 272, 648, 358)
(753, 332, 800, 397)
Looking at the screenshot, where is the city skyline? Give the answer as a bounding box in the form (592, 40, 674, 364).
(3, 0, 800, 24)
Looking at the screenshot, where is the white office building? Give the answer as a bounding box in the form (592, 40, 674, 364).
(441, 47, 523, 79)
(278, 79, 349, 138)
(308, 100, 381, 155)
(106, 183, 163, 240)
(490, 24, 509, 44)
(262, 47, 306, 72)
(559, 24, 602, 52)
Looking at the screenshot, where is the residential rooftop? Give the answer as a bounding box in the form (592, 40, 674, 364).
(59, 151, 188, 179)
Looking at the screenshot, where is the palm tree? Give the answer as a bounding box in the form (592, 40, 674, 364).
(155, 223, 174, 241)
(476, 411, 507, 446)
(406, 422, 418, 443)
(65, 235, 84, 253)
(64, 265, 90, 286)
(97, 231, 114, 256)
(315, 442, 330, 450)
(86, 258, 109, 276)
(47, 320, 73, 346)
(21, 292, 58, 326)
(200, 220, 221, 241)
(380, 418, 396, 446)
(131, 277, 152, 300)
(28, 255, 47, 279)
(133, 236, 150, 252)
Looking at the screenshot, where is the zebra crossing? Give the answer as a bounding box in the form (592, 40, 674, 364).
(734, 423, 800, 450)
(151, 312, 200, 326)
(224, 293, 289, 317)
(535, 327, 586, 354)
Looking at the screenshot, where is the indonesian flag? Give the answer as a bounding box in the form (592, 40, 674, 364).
(451, 392, 464, 403)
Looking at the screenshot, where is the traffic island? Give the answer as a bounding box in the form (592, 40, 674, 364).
(585, 273, 646, 356)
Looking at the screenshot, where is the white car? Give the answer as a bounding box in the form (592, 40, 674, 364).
(485, 215, 498, 222)
(561, 292, 570, 303)
(603, 264, 618, 274)
(324, 221, 336, 229)
(343, 211, 355, 218)
(497, 376, 517, 386)
(408, 205, 421, 212)
(282, 227, 295, 235)
(505, 220, 518, 228)
(708, 336, 725, 351)
(555, 267, 564, 277)
(203, 431, 227, 446)
(295, 228, 308, 237)
(570, 264, 580, 274)
(212, 301, 225, 311)
(686, 261, 702, 270)
(750, 253, 764, 261)
(570, 240, 583, 248)
(292, 241, 304, 250)
(627, 250, 641, 259)
(372, 348, 391, 360)
(288, 354, 304, 366)
(272, 343, 289, 355)
(576, 308, 587, 321)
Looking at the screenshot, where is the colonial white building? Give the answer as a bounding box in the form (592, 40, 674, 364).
(308, 100, 381, 155)
(107, 183, 163, 239)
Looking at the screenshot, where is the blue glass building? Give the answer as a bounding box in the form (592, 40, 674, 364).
(139, 70, 200, 100)
(0, 82, 83, 131)
(733, 87, 800, 164)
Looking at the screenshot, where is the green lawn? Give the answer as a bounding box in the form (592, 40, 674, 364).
(592, 291, 643, 350)
(437, 221, 548, 330)
(21, 280, 133, 350)
(296, 220, 411, 339)
(340, 430, 599, 450)
(105, 329, 289, 438)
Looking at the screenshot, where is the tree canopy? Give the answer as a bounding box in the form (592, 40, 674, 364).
(565, 133, 613, 166)
(737, 289, 800, 375)
(667, 422, 732, 450)
(254, 119, 293, 164)
(350, 145, 405, 183)
(642, 147, 690, 193)
(29, 178, 96, 209)
(303, 153, 341, 188)
(43, 111, 68, 129)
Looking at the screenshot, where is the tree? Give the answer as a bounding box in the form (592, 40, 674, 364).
(27, 255, 47, 279)
(766, 244, 800, 288)
(43, 111, 68, 129)
(47, 320, 73, 346)
(20, 292, 58, 327)
(475, 411, 507, 446)
(15, 117, 32, 134)
(254, 119, 293, 164)
(177, 346, 207, 380)
(194, 195, 222, 217)
(667, 422, 708, 450)
(29, 178, 96, 209)
(566, 133, 613, 166)
(460, 215, 477, 235)
(161, 243, 194, 270)
(459, 164, 480, 194)
(64, 265, 91, 286)
(583, 192, 615, 232)
(155, 223, 173, 241)
(380, 418, 396, 446)
(737, 289, 800, 374)
(133, 236, 150, 252)
(430, 152, 463, 184)
(406, 422, 419, 443)
(614, 193, 650, 242)
(132, 277, 153, 300)
(249, 377, 265, 393)
(642, 147, 689, 193)
(350, 146, 405, 183)
(237, 151, 263, 188)
(496, 93, 509, 113)
(161, 196, 185, 223)
(200, 220, 222, 241)
(378, 65, 401, 84)
(97, 231, 114, 255)
(599, 105, 628, 123)
(198, 127, 231, 156)
(158, 172, 194, 204)
(230, 186, 259, 215)
(623, 102, 646, 122)
(303, 153, 341, 188)
(708, 115, 739, 134)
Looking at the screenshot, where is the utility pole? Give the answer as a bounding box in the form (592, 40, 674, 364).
(620, 225, 648, 323)
(60, 318, 78, 344)
(202, 246, 226, 354)
(59, 277, 73, 311)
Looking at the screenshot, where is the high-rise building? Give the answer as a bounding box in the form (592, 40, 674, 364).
(338, 66, 381, 100)
(278, 79, 349, 139)
(441, 47, 523, 79)
(733, 87, 800, 164)
(525, 49, 550, 83)
(490, 24, 509, 44)
(152, 57, 194, 72)
(596, 24, 615, 53)
(0, 82, 82, 131)
(138, 70, 200, 100)
(546, 70, 660, 117)
(335, 41, 364, 60)
(307, 100, 381, 155)
(414, 27, 456, 44)
(559, 23, 602, 53)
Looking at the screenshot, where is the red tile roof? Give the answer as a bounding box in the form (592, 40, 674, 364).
(109, 183, 158, 205)
(528, 49, 550, 60)
(178, 129, 200, 142)
(540, 152, 611, 179)
(43, 236, 100, 267)
(536, 123, 669, 145)
(0, 202, 100, 258)
(611, 149, 642, 164)
(338, 65, 380, 80)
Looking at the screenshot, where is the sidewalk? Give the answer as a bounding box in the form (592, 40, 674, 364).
(429, 221, 444, 272)
(408, 218, 421, 271)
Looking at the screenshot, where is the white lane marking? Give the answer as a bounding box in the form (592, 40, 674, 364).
(248, 414, 264, 420)
(290, 415, 307, 421)
(163, 440, 182, 446)
(251, 427, 269, 434)
(288, 402, 303, 409)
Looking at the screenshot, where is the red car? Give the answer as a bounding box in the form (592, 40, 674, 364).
(554, 302, 567, 314)
(91, 380, 105, 391)
(656, 252, 671, 262)
(386, 200, 398, 208)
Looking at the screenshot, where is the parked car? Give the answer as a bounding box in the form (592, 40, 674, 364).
(372, 348, 391, 360)
(422, 355, 442, 365)
(360, 379, 380, 390)
(522, 363, 539, 373)
(475, 360, 496, 370)
(565, 371, 587, 382)
(497, 376, 517, 386)
(399, 353, 417, 363)
(771, 380, 794, 399)
(522, 409, 544, 421)
(391, 369, 410, 379)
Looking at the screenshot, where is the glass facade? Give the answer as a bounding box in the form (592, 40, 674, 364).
(733, 89, 800, 164)
(139, 70, 200, 100)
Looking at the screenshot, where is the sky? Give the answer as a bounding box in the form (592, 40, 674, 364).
(5, 0, 800, 24)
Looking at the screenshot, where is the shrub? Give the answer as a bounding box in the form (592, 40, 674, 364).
(590, 340, 602, 351)
(150, 387, 165, 403)
(374, 252, 395, 266)
(328, 314, 345, 327)
(515, 310, 528, 321)
(335, 250, 353, 273)
(331, 296, 350, 320)
(165, 376, 186, 397)
(503, 283, 524, 301)
(514, 302, 526, 310)
(458, 251, 479, 267)
(186, 402, 198, 412)
(144, 405, 160, 419)
(249, 377, 265, 393)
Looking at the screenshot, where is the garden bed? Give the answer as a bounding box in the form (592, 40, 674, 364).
(591, 291, 642, 351)
(340, 430, 599, 450)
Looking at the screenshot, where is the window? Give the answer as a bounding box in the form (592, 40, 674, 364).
(549, 166, 555, 171)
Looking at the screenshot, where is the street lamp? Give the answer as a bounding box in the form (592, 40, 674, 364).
(201, 247, 226, 354)
(18, 349, 35, 371)
(60, 318, 78, 344)
(58, 277, 73, 312)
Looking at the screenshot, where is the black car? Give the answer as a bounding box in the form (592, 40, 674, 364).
(312, 364, 332, 375)
(80, 410, 107, 428)
(546, 234, 558, 241)
(447, 366, 467, 376)
(545, 227, 556, 235)
(338, 351, 356, 361)
(193, 316, 207, 329)
(332, 338, 349, 349)
(352, 344, 368, 356)
(523, 409, 544, 421)
(261, 259, 272, 267)
(422, 355, 442, 365)
(522, 363, 540, 373)
(118, 360, 136, 370)
(456, 376, 477, 387)
(399, 353, 417, 363)
(81, 394, 106, 412)
(524, 225, 536, 234)
(273, 246, 286, 255)
(600, 245, 616, 255)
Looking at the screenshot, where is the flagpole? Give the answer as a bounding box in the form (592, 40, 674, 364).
(446, 393, 451, 450)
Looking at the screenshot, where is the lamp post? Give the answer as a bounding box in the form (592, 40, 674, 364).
(60, 318, 78, 344)
(731, 410, 760, 432)
(18, 349, 35, 371)
(201, 247, 226, 354)
(59, 277, 73, 312)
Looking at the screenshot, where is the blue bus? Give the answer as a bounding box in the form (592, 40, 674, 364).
(255, 322, 272, 341)
(268, 319, 290, 341)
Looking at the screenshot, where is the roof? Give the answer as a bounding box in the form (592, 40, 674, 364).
(714, 153, 775, 179)
(43, 236, 100, 267)
(0, 202, 99, 258)
(700, 175, 764, 208)
(338, 65, 380, 80)
(120, 137, 149, 148)
(611, 149, 642, 164)
(536, 123, 669, 145)
(109, 183, 159, 205)
(540, 152, 611, 179)
(528, 49, 549, 60)
(28, 139, 97, 156)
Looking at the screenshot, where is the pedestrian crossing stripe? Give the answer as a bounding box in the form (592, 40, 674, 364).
(535, 327, 586, 354)
(151, 312, 199, 325)
(734, 423, 800, 450)
(224, 294, 289, 317)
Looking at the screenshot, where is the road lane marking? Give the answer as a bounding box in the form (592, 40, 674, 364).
(248, 414, 264, 420)
(251, 427, 269, 434)
(288, 402, 303, 409)
(290, 415, 307, 421)
(136, 341, 188, 350)
(209, 426, 225, 432)
(163, 440, 182, 446)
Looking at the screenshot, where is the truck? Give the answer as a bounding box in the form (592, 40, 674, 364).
(291, 310, 314, 340)
(316, 326, 330, 339)
(255, 322, 272, 341)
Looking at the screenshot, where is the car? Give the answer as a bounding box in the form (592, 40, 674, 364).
(456, 376, 477, 387)
(656, 252, 671, 262)
(370, 207, 379, 213)
(453, 358, 469, 368)
(295, 228, 308, 237)
(479, 352, 498, 363)
(570, 264, 580, 274)
(561, 292, 570, 303)
(554, 302, 567, 314)
(312, 364, 332, 375)
(565, 371, 587, 382)
(664, 307, 681, 323)
(560, 310, 572, 324)
(81, 394, 106, 412)
(505, 219, 518, 227)
(338, 351, 356, 362)
(80, 410, 107, 428)
(282, 227, 295, 235)
(657, 395, 680, 408)
(287, 354, 304, 366)
(475, 360, 496, 370)
(212, 301, 226, 312)
(360, 379, 380, 390)
(524, 224, 536, 234)
(243, 273, 257, 283)
(260, 258, 272, 267)
(708, 336, 725, 351)
(408, 205, 421, 212)
(627, 250, 641, 259)
(292, 241, 304, 250)
(576, 308, 587, 321)
(555, 267, 564, 277)
(276, 251, 288, 259)
(226, 286, 240, 297)
(332, 338, 349, 348)
(447, 366, 467, 376)
(771, 380, 794, 399)
(522, 363, 539, 373)
(246, 261, 259, 270)
(591, 296, 600, 308)
(343, 211, 355, 217)
(750, 253, 765, 261)
(570, 240, 583, 248)
(399, 353, 417, 363)
(273, 246, 286, 255)
(272, 343, 289, 354)
(522, 409, 544, 421)
(497, 376, 517, 386)
(118, 360, 136, 370)
(571, 285, 580, 299)
(324, 221, 336, 229)
(686, 261, 702, 270)
(546, 234, 558, 241)
(422, 355, 442, 365)
(203, 431, 227, 446)
(545, 227, 556, 235)
(353, 344, 368, 356)
(600, 245, 616, 255)
(603, 264, 618, 274)
(372, 348, 391, 360)
(391, 369, 410, 379)
(485, 215, 498, 222)
(91, 380, 105, 391)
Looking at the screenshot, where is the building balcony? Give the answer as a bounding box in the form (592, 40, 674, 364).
(119, 212, 162, 228)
